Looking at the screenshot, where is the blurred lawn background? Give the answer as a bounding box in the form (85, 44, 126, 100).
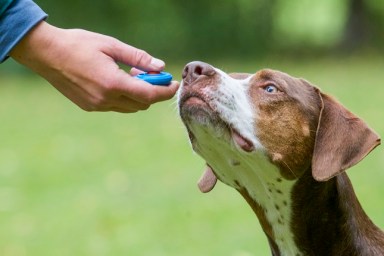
(1, 0, 384, 255)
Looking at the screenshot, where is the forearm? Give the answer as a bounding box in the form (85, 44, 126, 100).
(0, 0, 47, 62)
(1, 1, 178, 113)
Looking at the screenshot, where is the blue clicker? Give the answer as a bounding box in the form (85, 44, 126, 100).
(135, 71, 173, 86)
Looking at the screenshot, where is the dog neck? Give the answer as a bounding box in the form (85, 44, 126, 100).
(238, 166, 384, 256)
(236, 164, 384, 255)
(289, 170, 384, 256)
(190, 123, 384, 255)
(189, 123, 303, 255)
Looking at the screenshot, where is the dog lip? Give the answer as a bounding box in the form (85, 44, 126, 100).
(231, 128, 255, 152)
(179, 92, 211, 109)
(183, 96, 206, 106)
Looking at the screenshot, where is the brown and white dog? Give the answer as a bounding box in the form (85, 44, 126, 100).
(177, 61, 384, 255)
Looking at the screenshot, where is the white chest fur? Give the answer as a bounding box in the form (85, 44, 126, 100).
(188, 122, 302, 256)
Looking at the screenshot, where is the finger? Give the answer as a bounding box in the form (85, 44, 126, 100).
(108, 39, 165, 71)
(98, 92, 152, 112)
(110, 108, 139, 113)
(114, 71, 179, 104)
(126, 80, 179, 104)
(130, 67, 144, 76)
(146, 81, 180, 102)
(116, 95, 150, 111)
(89, 95, 150, 113)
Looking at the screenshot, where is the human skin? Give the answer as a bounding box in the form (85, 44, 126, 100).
(10, 21, 179, 113)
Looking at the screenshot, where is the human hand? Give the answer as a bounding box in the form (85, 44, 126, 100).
(10, 21, 179, 113)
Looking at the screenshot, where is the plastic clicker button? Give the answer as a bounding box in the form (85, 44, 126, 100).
(135, 71, 173, 86)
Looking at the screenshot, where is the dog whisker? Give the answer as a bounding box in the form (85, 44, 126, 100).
(281, 159, 298, 179)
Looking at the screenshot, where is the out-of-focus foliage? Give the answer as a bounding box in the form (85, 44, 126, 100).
(272, 0, 348, 47)
(1, 56, 384, 256)
(33, 0, 383, 61)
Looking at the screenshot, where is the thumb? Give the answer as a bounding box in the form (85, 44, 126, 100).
(108, 39, 165, 71)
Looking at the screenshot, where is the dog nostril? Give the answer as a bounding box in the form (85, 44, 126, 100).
(194, 65, 203, 76)
(195, 64, 215, 76)
(182, 66, 189, 79)
(183, 61, 216, 85)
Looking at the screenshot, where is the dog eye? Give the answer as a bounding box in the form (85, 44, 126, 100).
(264, 84, 278, 93)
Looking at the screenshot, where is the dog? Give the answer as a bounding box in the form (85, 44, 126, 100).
(177, 61, 384, 255)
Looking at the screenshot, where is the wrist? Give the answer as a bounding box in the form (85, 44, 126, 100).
(10, 21, 58, 70)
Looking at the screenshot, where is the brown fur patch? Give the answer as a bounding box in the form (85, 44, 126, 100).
(248, 71, 322, 179)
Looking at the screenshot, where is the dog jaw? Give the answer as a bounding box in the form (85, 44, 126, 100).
(178, 67, 262, 153)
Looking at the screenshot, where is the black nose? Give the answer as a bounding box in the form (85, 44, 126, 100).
(182, 61, 216, 85)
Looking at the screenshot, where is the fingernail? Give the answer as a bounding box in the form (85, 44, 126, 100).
(150, 58, 165, 70)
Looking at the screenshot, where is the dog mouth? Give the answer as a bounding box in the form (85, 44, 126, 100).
(179, 93, 255, 153)
(231, 129, 254, 152)
(181, 95, 207, 108)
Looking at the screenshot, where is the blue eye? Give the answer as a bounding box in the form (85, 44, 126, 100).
(265, 85, 278, 93)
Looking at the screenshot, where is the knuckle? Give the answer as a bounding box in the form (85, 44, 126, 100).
(92, 95, 109, 108)
(98, 77, 121, 96)
(78, 103, 96, 112)
(141, 91, 157, 104)
(140, 104, 151, 111)
(100, 76, 116, 90)
(79, 95, 109, 112)
(134, 49, 150, 66)
(73, 99, 98, 112)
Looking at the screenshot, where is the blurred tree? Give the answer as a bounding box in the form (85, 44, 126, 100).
(272, 0, 347, 50)
(339, 0, 384, 51)
(341, 0, 369, 49)
(7, 0, 384, 67)
(35, 0, 276, 60)
(170, 0, 275, 59)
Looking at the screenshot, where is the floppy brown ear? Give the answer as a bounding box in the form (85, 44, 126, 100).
(312, 91, 381, 181)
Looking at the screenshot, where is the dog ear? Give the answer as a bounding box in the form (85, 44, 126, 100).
(312, 91, 381, 181)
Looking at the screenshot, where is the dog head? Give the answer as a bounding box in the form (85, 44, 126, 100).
(178, 61, 380, 191)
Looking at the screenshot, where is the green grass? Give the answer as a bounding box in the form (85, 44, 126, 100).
(0, 55, 383, 256)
